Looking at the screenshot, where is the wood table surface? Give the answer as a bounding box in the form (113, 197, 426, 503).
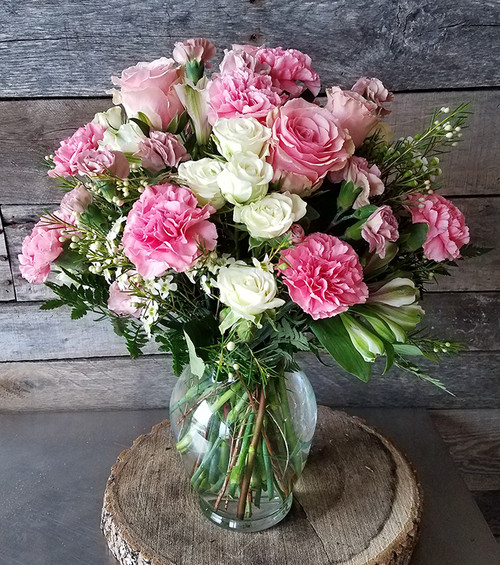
(0, 408, 499, 565)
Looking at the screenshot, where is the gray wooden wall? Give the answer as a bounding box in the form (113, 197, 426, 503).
(0, 0, 499, 540)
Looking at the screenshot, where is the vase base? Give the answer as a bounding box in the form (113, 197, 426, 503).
(199, 493, 293, 532)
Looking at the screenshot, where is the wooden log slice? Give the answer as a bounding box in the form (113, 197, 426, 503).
(101, 406, 423, 565)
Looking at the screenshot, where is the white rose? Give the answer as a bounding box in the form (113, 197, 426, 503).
(100, 122, 146, 154)
(212, 117, 272, 160)
(93, 106, 124, 130)
(216, 262, 285, 331)
(233, 191, 307, 239)
(217, 153, 273, 205)
(177, 158, 226, 210)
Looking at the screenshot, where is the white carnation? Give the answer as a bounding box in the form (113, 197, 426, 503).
(217, 153, 273, 205)
(216, 262, 285, 332)
(233, 191, 307, 239)
(212, 117, 272, 160)
(177, 158, 226, 210)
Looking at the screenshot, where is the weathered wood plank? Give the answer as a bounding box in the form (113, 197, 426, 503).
(1, 1, 499, 97)
(1, 352, 499, 412)
(0, 302, 159, 362)
(0, 213, 14, 301)
(0, 91, 498, 206)
(3, 197, 499, 301)
(430, 410, 500, 491)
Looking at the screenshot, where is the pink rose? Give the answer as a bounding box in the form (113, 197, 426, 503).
(76, 148, 130, 179)
(137, 131, 189, 173)
(329, 156, 385, 209)
(361, 206, 399, 258)
(60, 185, 93, 215)
(351, 77, 394, 117)
(325, 87, 379, 147)
(48, 123, 105, 178)
(112, 58, 184, 131)
(267, 98, 354, 194)
(108, 278, 142, 318)
(18, 210, 74, 283)
(288, 223, 306, 244)
(122, 184, 218, 278)
(173, 38, 216, 66)
(255, 47, 321, 97)
(279, 233, 368, 320)
(407, 193, 470, 262)
(207, 68, 282, 124)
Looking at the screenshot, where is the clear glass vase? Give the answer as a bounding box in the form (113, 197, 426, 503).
(169, 363, 317, 532)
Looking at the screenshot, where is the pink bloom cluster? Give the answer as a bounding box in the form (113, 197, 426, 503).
(207, 44, 320, 124)
(122, 184, 218, 278)
(329, 156, 385, 208)
(267, 98, 353, 193)
(18, 186, 92, 283)
(173, 38, 216, 66)
(112, 57, 184, 130)
(361, 206, 399, 258)
(407, 193, 470, 262)
(138, 131, 189, 173)
(48, 123, 105, 178)
(76, 147, 130, 179)
(108, 277, 143, 318)
(351, 77, 394, 117)
(279, 233, 368, 320)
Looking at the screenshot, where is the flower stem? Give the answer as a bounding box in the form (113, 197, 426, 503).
(237, 386, 267, 519)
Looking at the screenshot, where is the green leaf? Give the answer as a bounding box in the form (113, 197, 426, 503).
(311, 316, 371, 382)
(353, 205, 378, 220)
(40, 299, 65, 310)
(401, 223, 429, 252)
(183, 331, 206, 378)
(71, 304, 88, 320)
(393, 343, 424, 356)
(382, 341, 395, 374)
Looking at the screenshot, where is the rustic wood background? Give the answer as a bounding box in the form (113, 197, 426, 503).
(0, 0, 498, 544)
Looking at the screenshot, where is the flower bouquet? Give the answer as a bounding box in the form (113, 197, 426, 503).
(21, 38, 473, 531)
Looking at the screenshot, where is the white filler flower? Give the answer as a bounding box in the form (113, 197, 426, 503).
(212, 117, 272, 160)
(233, 191, 307, 239)
(217, 153, 273, 205)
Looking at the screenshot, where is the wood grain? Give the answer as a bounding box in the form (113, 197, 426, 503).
(0, 91, 498, 206)
(2, 1, 500, 97)
(0, 213, 14, 301)
(1, 352, 499, 412)
(101, 407, 422, 565)
(431, 409, 500, 491)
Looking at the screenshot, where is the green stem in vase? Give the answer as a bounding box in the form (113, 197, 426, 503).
(237, 386, 267, 520)
(262, 437, 274, 499)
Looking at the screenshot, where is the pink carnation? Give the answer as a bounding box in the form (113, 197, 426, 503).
(279, 233, 368, 320)
(361, 206, 399, 258)
(219, 45, 269, 75)
(329, 156, 385, 208)
(407, 193, 470, 262)
(207, 68, 282, 124)
(351, 77, 394, 117)
(112, 57, 184, 131)
(122, 184, 218, 278)
(173, 38, 216, 65)
(288, 223, 306, 244)
(48, 123, 105, 178)
(255, 47, 321, 97)
(267, 98, 354, 194)
(18, 210, 74, 284)
(137, 131, 189, 173)
(60, 185, 93, 216)
(108, 278, 142, 318)
(325, 87, 379, 147)
(76, 148, 130, 179)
